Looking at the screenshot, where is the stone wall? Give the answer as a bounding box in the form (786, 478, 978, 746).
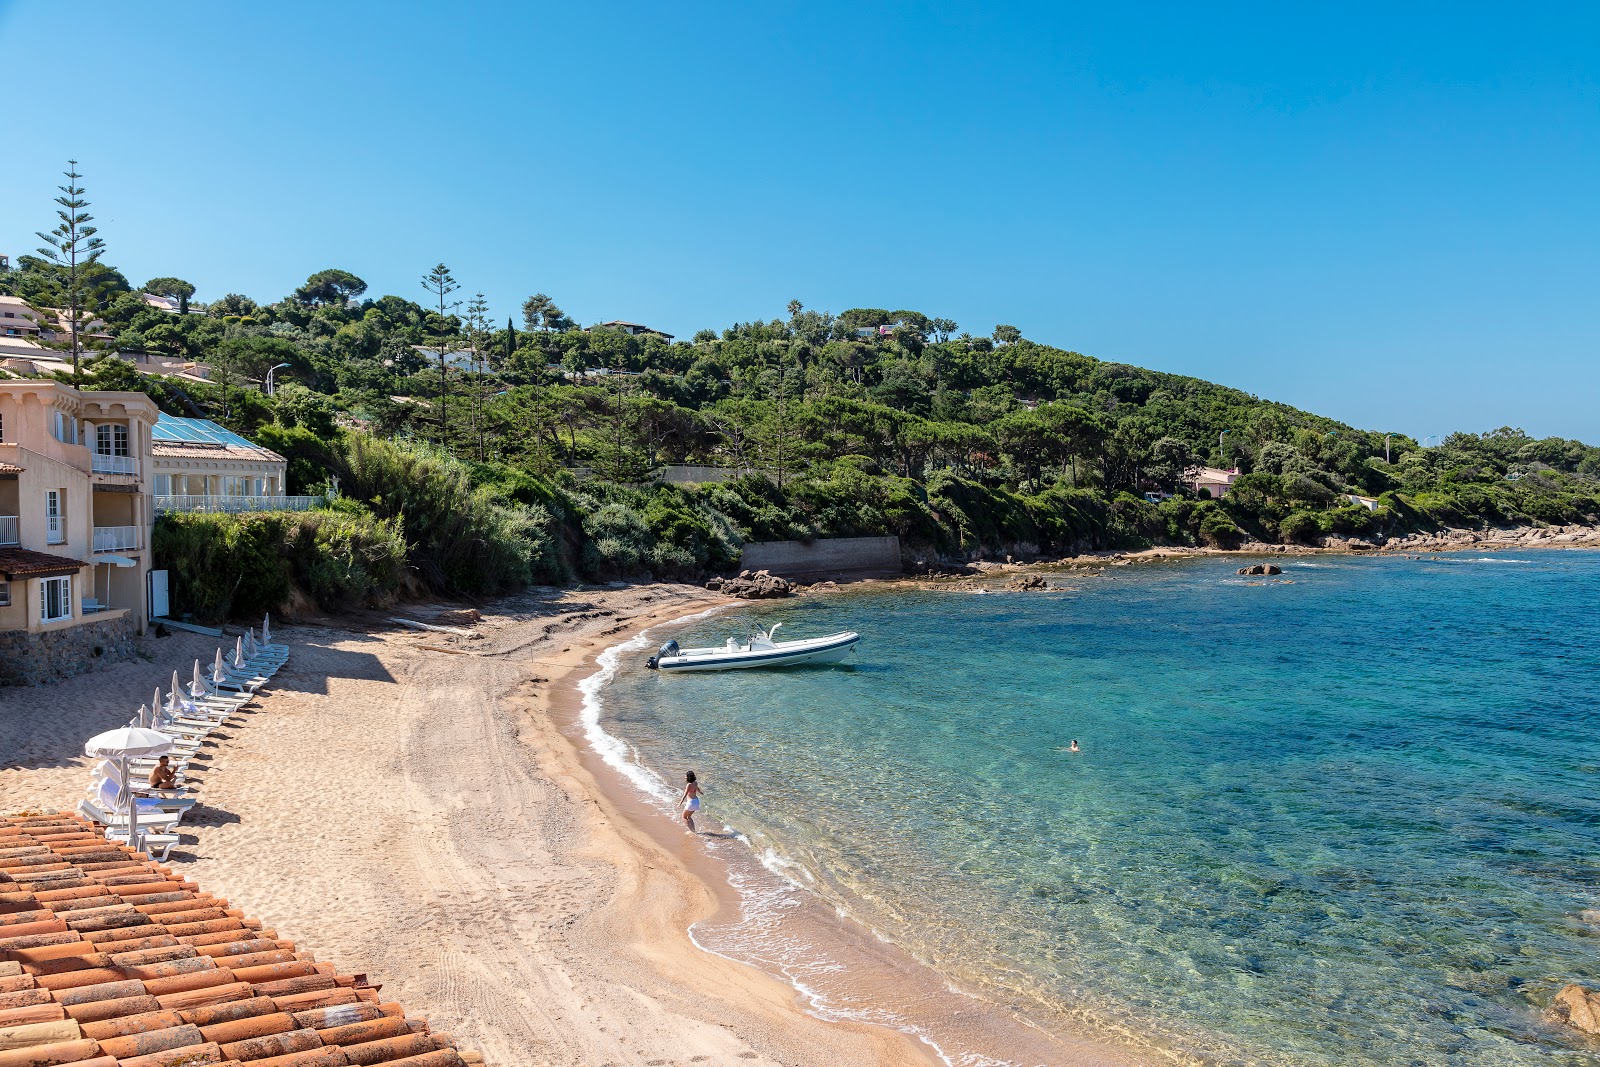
(738, 535, 903, 579)
(0, 613, 139, 686)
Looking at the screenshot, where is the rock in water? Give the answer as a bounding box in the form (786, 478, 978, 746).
(1005, 574, 1051, 590)
(1551, 984, 1600, 1035)
(1237, 564, 1284, 576)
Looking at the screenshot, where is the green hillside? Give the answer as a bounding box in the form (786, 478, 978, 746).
(7, 256, 1598, 610)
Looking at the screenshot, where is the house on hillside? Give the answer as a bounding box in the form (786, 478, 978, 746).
(150, 414, 301, 511)
(585, 320, 674, 341)
(1187, 466, 1240, 499)
(0, 379, 161, 682)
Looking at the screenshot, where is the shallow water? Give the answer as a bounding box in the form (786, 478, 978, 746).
(596, 553, 1600, 1065)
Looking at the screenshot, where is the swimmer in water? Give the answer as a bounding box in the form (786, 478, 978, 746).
(1069, 739, 1080, 753)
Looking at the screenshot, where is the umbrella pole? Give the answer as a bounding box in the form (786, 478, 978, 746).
(121, 755, 138, 856)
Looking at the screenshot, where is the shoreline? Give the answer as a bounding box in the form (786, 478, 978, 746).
(556, 602, 1162, 1067)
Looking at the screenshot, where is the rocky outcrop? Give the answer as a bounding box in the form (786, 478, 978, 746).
(706, 569, 795, 599)
(1005, 574, 1052, 590)
(1237, 564, 1283, 576)
(1550, 984, 1600, 1035)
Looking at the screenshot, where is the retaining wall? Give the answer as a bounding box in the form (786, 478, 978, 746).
(0, 612, 138, 686)
(738, 535, 902, 579)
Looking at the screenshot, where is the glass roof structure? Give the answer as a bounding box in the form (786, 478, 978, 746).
(152, 413, 263, 450)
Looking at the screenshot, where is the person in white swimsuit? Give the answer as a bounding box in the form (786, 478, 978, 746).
(680, 770, 702, 833)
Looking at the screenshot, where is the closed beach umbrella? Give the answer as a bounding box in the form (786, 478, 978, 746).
(234, 636, 247, 670)
(169, 671, 186, 713)
(192, 660, 206, 699)
(85, 726, 172, 855)
(262, 613, 271, 645)
(244, 629, 257, 659)
(134, 703, 150, 730)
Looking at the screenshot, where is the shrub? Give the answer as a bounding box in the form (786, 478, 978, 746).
(153, 509, 406, 621)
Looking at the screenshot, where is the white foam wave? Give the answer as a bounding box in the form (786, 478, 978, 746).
(577, 603, 729, 807)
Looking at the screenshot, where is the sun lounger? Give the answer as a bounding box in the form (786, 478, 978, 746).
(101, 827, 180, 862)
(78, 797, 185, 833)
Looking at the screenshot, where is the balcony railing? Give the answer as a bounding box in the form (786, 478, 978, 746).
(93, 525, 140, 552)
(91, 453, 138, 475)
(154, 494, 325, 515)
(0, 515, 17, 545)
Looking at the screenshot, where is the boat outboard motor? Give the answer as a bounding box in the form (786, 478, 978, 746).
(647, 639, 680, 670)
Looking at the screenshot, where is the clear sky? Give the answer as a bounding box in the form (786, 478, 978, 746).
(2, 2, 1596, 441)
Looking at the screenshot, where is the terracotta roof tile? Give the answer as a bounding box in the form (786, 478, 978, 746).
(0, 548, 86, 580)
(0, 813, 482, 1067)
(0, 462, 23, 474)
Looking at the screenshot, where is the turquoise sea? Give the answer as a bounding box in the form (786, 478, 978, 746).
(588, 552, 1600, 1066)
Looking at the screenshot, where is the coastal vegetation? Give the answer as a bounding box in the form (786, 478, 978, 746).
(8, 229, 1600, 613)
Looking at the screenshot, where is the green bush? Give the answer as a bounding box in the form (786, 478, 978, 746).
(153, 509, 406, 621)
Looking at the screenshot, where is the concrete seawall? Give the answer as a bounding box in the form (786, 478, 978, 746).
(738, 535, 902, 580)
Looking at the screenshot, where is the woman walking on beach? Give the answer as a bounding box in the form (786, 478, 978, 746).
(680, 770, 702, 833)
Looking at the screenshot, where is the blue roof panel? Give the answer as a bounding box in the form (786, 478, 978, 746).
(152, 413, 262, 450)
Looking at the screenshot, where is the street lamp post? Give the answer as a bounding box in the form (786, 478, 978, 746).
(265, 363, 293, 397)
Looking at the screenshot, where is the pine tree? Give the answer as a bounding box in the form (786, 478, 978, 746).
(420, 263, 461, 443)
(34, 161, 107, 379)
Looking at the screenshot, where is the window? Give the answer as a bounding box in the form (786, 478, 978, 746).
(223, 476, 248, 496)
(0, 582, 10, 608)
(153, 474, 171, 495)
(96, 424, 129, 457)
(40, 576, 71, 622)
(52, 411, 78, 445)
(45, 490, 64, 544)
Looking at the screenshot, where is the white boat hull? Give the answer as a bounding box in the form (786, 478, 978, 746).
(653, 631, 859, 672)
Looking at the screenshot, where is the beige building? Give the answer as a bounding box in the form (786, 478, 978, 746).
(0, 380, 159, 640)
(150, 414, 290, 507)
(1188, 466, 1241, 499)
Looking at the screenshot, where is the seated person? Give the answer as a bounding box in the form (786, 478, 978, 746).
(148, 756, 178, 790)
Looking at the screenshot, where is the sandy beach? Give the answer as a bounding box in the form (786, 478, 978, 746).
(0, 584, 952, 1066)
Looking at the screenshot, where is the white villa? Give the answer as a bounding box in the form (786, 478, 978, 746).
(150, 414, 303, 510)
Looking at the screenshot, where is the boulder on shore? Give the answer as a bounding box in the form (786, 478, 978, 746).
(1237, 564, 1283, 576)
(706, 572, 795, 599)
(1550, 984, 1600, 1035)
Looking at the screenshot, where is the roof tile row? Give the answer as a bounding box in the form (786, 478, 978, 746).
(0, 814, 484, 1067)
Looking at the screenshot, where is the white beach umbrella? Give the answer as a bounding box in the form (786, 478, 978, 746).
(262, 613, 271, 645)
(152, 689, 163, 726)
(192, 660, 207, 699)
(133, 704, 151, 730)
(85, 726, 173, 855)
(233, 636, 247, 671)
(244, 629, 258, 659)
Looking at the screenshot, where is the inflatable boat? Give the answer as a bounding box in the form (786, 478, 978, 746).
(647, 624, 859, 672)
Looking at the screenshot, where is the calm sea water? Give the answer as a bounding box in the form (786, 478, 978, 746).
(594, 553, 1600, 1066)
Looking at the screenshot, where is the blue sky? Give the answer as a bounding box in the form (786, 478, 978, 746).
(1, 2, 1596, 441)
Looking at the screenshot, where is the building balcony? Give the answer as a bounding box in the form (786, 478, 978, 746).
(154, 494, 325, 515)
(93, 525, 141, 553)
(90, 453, 138, 475)
(0, 515, 16, 545)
